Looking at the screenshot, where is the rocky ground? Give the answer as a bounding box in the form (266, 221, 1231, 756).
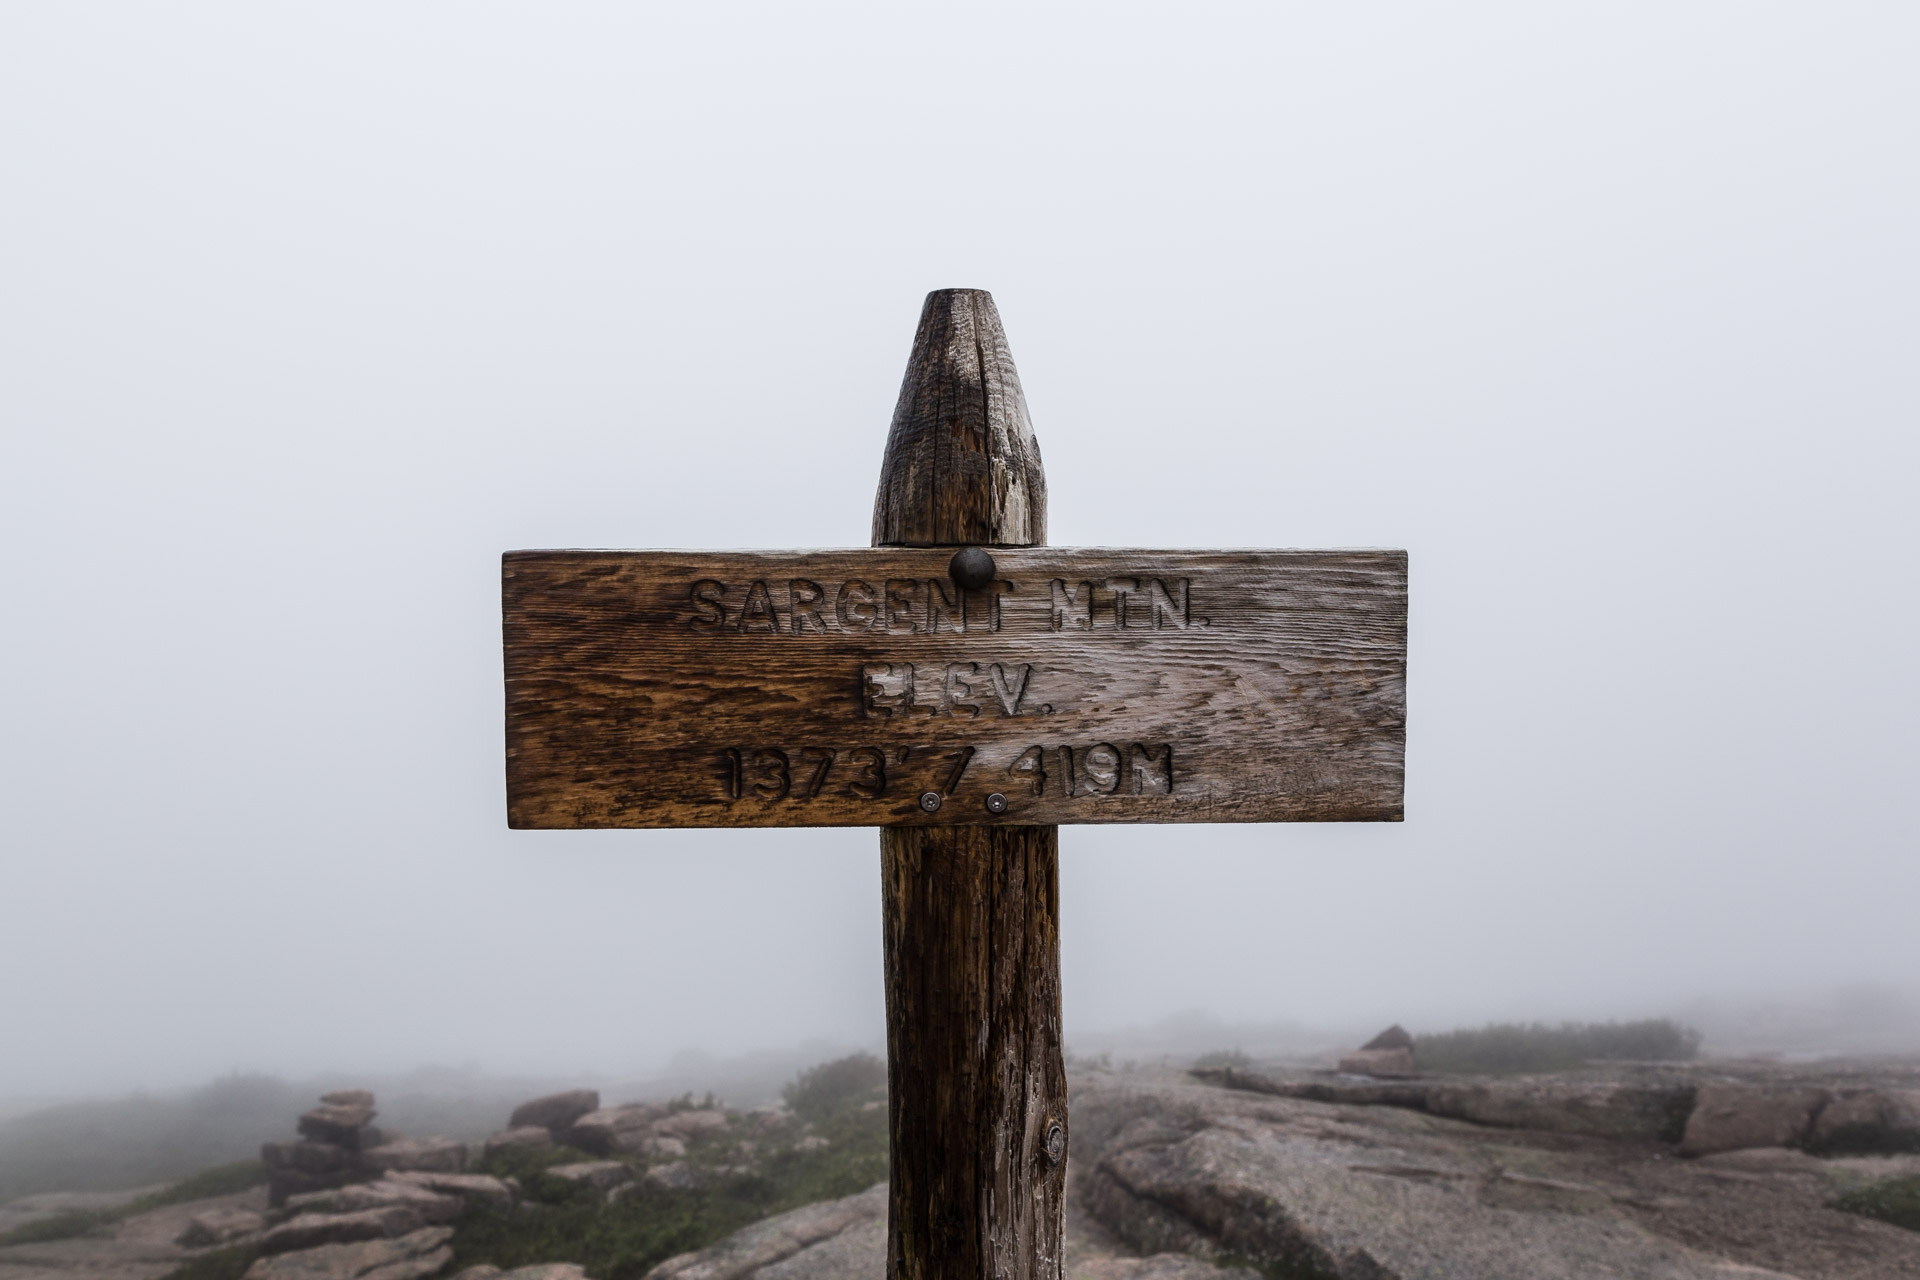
(3, 1058, 1916, 1280)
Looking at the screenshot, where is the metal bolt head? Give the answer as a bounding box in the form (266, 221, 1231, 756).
(919, 791, 942, 813)
(985, 792, 1009, 815)
(1044, 1119, 1066, 1166)
(948, 546, 997, 591)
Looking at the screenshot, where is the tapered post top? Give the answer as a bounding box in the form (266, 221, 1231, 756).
(872, 289, 1048, 549)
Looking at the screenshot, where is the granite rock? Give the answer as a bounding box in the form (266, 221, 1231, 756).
(652, 1110, 729, 1142)
(243, 1225, 454, 1280)
(258, 1207, 424, 1256)
(385, 1171, 517, 1212)
(484, 1127, 554, 1159)
(362, 1138, 469, 1175)
(178, 1206, 268, 1247)
(566, 1105, 665, 1155)
(1335, 1048, 1416, 1078)
(547, 1161, 634, 1192)
(509, 1091, 601, 1137)
(1680, 1084, 1829, 1156)
(283, 1181, 462, 1226)
(299, 1105, 380, 1146)
(1808, 1087, 1920, 1154)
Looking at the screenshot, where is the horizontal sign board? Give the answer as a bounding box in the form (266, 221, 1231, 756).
(503, 548, 1407, 828)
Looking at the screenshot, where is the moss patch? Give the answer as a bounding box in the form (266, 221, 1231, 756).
(1832, 1174, 1920, 1233)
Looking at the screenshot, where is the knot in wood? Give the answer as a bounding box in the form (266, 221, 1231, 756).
(1043, 1118, 1066, 1167)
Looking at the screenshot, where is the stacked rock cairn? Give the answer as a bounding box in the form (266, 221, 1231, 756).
(262, 1091, 469, 1206)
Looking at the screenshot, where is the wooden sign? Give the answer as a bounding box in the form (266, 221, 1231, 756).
(503, 546, 1406, 828)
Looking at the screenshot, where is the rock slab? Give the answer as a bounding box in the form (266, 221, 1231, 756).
(243, 1226, 454, 1280)
(178, 1206, 268, 1247)
(1680, 1084, 1829, 1156)
(508, 1091, 601, 1138)
(258, 1207, 424, 1256)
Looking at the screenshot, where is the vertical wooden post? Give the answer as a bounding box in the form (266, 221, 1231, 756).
(873, 290, 1065, 1279)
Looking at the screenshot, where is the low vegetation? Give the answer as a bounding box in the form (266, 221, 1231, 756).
(1412, 1020, 1701, 1075)
(1831, 1174, 1920, 1233)
(448, 1059, 888, 1280)
(0, 1161, 266, 1247)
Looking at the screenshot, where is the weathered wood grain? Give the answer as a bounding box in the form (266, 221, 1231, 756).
(874, 289, 1060, 1280)
(880, 823, 1061, 1280)
(872, 290, 1046, 548)
(501, 547, 1407, 828)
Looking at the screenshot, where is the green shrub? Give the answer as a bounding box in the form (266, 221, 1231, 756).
(781, 1053, 886, 1120)
(1832, 1175, 1920, 1233)
(1412, 1020, 1701, 1075)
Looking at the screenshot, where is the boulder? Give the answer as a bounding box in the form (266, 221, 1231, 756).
(321, 1090, 377, 1109)
(299, 1104, 380, 1145)
(178, 1206, 267, 1247)
(362, 1138, 469, 1174)
(1197, 1067, 1695, 1142)
(1680, 1084, 1829, 1156)
(644, 1162, 699, 1190)
(566, 1104, 665, 1155)
(484, 1127, 554, 1158)
(547, 1161, 634, 1192)
(1361, 1025, 1415, 1052)
(1807, 1087, 1920, 1154)
(258, 1207, 424, 1256)
(386, 1171, 518, 1211)
(509, 1089, 601, 1136)
(267, 1170, 356, 1208)
(642, 1136, 687, 1160)
(284, 1181, 463, 1226)
(652, 1108, 730, 1141)
(263, 1141, 364, 1206)
(644, 1182, 886, 1278)
(1425, 1079, 1696, 1141)
(243, 1225, 454, 1280)
(1336, 1047, 1416, 1078)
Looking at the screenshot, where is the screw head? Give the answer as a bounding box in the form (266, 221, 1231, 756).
(919, 791, 942, 813)
(985, 792, 1009, 814)
(948, 546, 997, 591)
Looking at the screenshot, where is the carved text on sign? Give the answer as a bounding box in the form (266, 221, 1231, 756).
(712, 742, 1176, 805)
(861, 662, 1041, 718)
(503, 548, 1407, 827)
(687, 577, 1198, 635)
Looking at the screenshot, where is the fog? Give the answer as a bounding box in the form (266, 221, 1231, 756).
(2, 4, 1916, 1102)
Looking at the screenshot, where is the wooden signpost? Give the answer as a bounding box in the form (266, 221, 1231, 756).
(502, 290, 1408, 1279)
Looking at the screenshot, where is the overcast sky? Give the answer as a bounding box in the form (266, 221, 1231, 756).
(3, 3, 1916, 1098)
